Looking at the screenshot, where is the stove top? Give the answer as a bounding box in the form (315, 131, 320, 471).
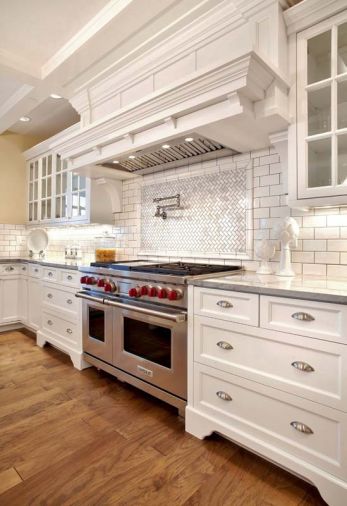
(90, 260, 240, 276)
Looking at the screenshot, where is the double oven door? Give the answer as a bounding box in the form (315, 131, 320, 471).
(82, 296, 187, 400)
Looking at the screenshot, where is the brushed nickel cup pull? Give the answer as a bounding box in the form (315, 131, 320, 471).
(66, 299, 73, 305)
(47, 293, 53, 299)
(217, 341, 233, 350)
(216, 391, 232, 401)
(291, 312, 315, 322)
(5, 266, 14, 272)
(66, 328, 73, 334)
(47, 320, 53, 326)
(292, 361, 314, 372)
(290, 421, 314, 434)
(217, 300, 233, 308)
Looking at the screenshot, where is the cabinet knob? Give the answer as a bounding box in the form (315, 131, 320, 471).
(48, 272, 53, 277)
(66, 328, 73, 334)
(47, 293, 53, 299)
(47, 320, 53, 326)
(66, 299, 73, 305)
(67, 275, 73, 280)
(291, 312, 315, 322)
(290, 421, 313, 434)
(217, 341, 233, 350)
(22, 267, 26, 271)
(217, 300, 233, 308)
(291, 361, 314, 372)
(34, 268, 39, 273)
(216, 391, 232, 401)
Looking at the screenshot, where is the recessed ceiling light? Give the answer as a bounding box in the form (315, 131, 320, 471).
(49, 93, 63, 99)
(129, 155, 136, 159)
(19, 116, 31, 122)
(185, 137, 194, 142)
(162, 144, 171, 149)
(112, 160, 120, 164)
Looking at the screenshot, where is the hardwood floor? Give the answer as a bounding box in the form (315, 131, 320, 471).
(0, 330, 327, 505)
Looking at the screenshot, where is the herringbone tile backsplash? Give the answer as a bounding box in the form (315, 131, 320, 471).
(141, 169, 248, 256)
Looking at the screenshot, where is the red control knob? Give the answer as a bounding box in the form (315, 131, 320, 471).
(168, 290, 178, 301)
(80, 276, 88, 284)
(148, 286, 157, 297)
(86, 277, 96, 285)
(129, 287, 140, 297)
(140, 285, 148, 296)
(157, 288, 167, 299)
(97, 278, 105, 287)
(104, 282, 115, 293)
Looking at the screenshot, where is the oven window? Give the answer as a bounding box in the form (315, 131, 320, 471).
(123, 317, 171, 368)
(88, 307, 105, 342)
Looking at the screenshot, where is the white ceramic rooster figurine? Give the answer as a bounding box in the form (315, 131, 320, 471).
(273, 217, 300, 277)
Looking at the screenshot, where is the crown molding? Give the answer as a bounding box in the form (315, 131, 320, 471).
(284, 0, 347, 34)
(41, 0, 133, 78)
(23, 123, 80, 160)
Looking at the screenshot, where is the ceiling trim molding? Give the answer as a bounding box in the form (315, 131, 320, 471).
(0, 49, 41, 79)
(284, 0, 347, 34)
(23, 123, 80, 160)
(41, 0, 134, 79)
(0, 84, 34, 118)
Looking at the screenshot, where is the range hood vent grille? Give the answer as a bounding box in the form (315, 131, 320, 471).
(101, 135, 238, 175)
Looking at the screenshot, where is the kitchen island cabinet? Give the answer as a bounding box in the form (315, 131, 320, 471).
(187, 273, 347, 506)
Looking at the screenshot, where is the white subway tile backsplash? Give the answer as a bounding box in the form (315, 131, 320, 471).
(302, 216, 326, 227)
(328, 240, 347, 251)
(303, 263, 327, 276)
(303, 240, 327, 251)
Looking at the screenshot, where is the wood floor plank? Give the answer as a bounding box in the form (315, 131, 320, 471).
(0, 330, 328, 505)
(0, 467, 22, 495)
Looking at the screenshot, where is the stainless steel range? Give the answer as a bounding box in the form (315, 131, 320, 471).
(76, 261, 242, 415)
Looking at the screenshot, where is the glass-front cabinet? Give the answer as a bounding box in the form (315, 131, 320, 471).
(296, 11, 347, 202)
(27, 153, 88, 225)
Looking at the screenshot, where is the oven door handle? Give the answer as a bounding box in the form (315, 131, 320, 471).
(103, 298, 187, 322)
(75, 291, 105, 304)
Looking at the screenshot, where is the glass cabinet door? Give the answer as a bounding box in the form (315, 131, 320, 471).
(28, 159, 40, 222)
(71, 174, 87, 220)
(298, 15, 347, 198)
(39, 154, 53, 221)
(55, 157, 69, 221)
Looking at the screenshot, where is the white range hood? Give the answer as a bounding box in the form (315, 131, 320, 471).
(51, 0, 290, 178)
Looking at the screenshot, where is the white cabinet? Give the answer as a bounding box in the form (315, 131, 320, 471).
(26, 151, 117, 226)
(288, 9, 347, 207)
(186, 286, 347, 506)
(37, 268, 88, 370)
(27, 277, 42, 331)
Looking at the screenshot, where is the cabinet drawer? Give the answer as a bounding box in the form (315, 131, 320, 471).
(194, 316, 347, 410)
(260, 295, 347, 343)
(194, 287, 259, 326)
(42, 285, 78, 316)
(59, 270, 79, 287)
(42, 267, 58, 282)
(28, 264, 42, 278)
(194, 363, 347, 479)
(0, 264, 20, 275)
(42, 311, 79, 344)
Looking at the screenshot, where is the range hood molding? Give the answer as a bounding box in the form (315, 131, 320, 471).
(51, 51, 289, 174)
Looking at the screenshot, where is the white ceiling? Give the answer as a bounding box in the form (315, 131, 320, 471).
(0, 0, 236, 139)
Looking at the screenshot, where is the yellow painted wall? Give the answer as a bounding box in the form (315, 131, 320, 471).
(0, 132, 43, 224)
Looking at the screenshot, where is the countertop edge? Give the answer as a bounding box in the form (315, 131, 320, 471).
(0, 259, 80, 270)
(189, 279, 347, 305)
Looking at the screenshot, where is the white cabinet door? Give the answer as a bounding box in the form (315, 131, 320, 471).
(293, 10, 347, 205)
(28, 278, 42, 331)
(0, 277, 20, 323)
(19, 276, 28, 324)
